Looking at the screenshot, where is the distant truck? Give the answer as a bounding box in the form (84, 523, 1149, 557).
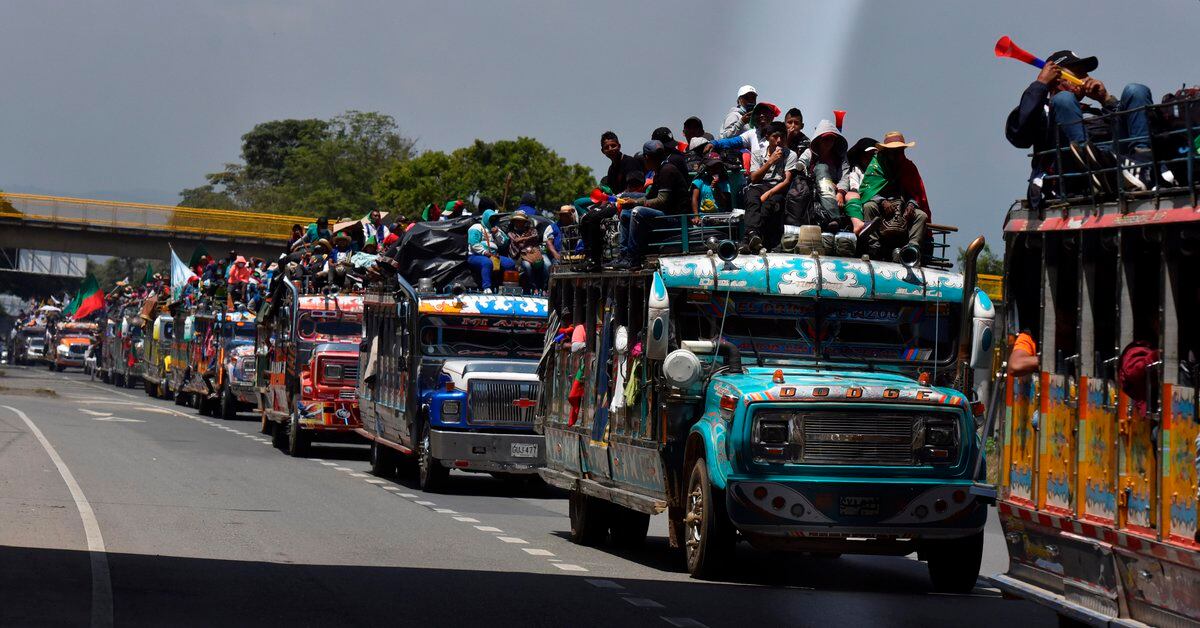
(99, 304, 143, 388)
(47, 322, 97, 372)
(256, 280, 363, 456)
(213, 310, 258, 419)
(11, 326, 45, 366)
(141, 312, 174, 398)
(357, 284, 549, 490)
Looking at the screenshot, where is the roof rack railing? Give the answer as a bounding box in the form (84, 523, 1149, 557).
(1031, 93, 1200, 211)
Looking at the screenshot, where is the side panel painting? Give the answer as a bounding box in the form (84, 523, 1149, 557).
(1162, 384, 1198, 545)
(1038, 373, 1075, 514)
(1005, 374, 1037, 505)
(1078, 377, 1118, 524)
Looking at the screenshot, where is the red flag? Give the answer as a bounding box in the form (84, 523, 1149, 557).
(567, 365, 586, 426)
(71, 274, 105, 320)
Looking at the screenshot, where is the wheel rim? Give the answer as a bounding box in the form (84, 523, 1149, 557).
(685, 469, 704, 562)
(418, 427, 431, 482)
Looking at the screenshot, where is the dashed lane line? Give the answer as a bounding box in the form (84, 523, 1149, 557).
(586, 579, 623, 589)
(453, 516, 480, 523)
(621, 597, 664, 609)
(497, 536, 528, 544)
(5, 405, 113, 628)
(552, 563, 589, 572)
(523, 548, 555, 556)
(474, 526, 503, 533)
(662, 618, 710, 628)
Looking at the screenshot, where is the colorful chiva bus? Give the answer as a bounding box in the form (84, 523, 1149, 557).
(994, 188, 1200, 626)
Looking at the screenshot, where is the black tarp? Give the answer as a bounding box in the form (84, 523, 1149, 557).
(390, 214, 555, 293)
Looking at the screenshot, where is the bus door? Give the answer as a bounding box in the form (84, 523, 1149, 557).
(1161, 228, 1198, 545)
(1117, 228, 1160, 534)
(1037, 233, 1080, 516)
(1078, 233, 1120, 525)
(1002, 234, 1042, 506)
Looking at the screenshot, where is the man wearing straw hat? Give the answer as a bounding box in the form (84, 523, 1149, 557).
(846, 131, 931, 263)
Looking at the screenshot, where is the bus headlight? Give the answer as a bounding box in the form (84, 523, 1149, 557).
(440, 400, 462, 422)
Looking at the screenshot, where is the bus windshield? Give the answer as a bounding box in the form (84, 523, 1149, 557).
(675, 293, 959, 366)
(297, 314, 361, 342)
(224, 324, 256, 340)
(419, 316, 545, 359)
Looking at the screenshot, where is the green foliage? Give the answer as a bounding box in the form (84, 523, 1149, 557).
(178, 111, 414, 218)
(375, 137, 595, 220)
(956, 243, 1004, 275)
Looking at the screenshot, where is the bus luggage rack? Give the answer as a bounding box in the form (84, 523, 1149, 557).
(1034, 93, 1200, 210)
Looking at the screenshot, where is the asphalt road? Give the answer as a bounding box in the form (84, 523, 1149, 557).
(0, 365, 1058, 628)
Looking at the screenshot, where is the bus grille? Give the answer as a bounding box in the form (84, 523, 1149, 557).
(466, 380, 539, 427)
(801, 414, 918, 466)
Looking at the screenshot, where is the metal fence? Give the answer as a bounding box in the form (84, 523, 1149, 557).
(0, 192, 312, 241)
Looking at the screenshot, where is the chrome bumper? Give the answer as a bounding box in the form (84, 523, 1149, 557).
(429, 429, 544, 473)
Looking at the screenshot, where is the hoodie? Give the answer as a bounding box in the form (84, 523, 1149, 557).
(793, 119, 850, 188)
(228, 256, 252, 284)
(467, 209, 508, 256)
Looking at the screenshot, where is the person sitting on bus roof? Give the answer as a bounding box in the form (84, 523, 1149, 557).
(843, 137, 878, 208)
(651, 127, 689, 175)
(1005, 50, 1155, 201)
(740, 121, 796, 252)
(720, 85, 757, 140)
(364, 210, 390, 243)
(516, 193, 539, 218)
(786, 119, 852, 232)
(1007, 331, 1040, 377)
(304, 217, 331, 244)
(613, 141, 689, 269)
(466, 209, 515, 294)
(544, 207, 570, 265)
(506, 213, 547, 293)
(847, 132, 931, 263)
(601, 131, 642, 196)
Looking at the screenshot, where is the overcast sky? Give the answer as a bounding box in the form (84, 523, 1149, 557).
(2, 0, 1198, 253)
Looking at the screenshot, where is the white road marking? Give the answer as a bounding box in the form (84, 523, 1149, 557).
(364, 479, 387, 484)
(621, 597, 663, 608)
(497, 537, 528, 544)
(79, 409, 112, 416)
(5, 405, 113, 628)
(523, 548, 555, 556)
(586, 579, 622, 589)
(552, 563, 588, 572)
(433, 508, 457, 514)
(474, 526, 503, 533)
(136, 407, 176, 414)
(381, 486, 401, 491)
(397, 493, 418, 498)
(333, 467, 353, 472)
(309, 458, 324, 462)
(349, 473, 370, 478)
(662, 618, 709, 628)
(93, 417, 145, 423)
(319, 462, 338, 466)
(414, 500, 436, 506)
(453, 516, 480, 523)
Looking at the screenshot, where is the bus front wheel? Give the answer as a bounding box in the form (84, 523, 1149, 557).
(684, 457, 735, 579)
(924, 530, 983, 593)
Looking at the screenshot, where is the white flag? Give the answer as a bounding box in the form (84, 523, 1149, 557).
(169, 246, 196, 299)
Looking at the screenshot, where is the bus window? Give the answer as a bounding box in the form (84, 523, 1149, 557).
(1007, 236, 1043, 366)
(1086, 235, 1119, 379)
(1049, 234, 1080, 375)
(1172, 233, 1199, 387)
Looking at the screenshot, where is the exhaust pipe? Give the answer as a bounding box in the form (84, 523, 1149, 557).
(716, 339, 742, 373)
(957, 236, 986, 383)
(898, 244, 921, 268)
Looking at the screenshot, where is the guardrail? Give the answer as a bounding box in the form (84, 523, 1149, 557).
(0, 192, 312, 241)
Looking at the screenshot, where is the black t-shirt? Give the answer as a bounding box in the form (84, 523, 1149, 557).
(645, 161, 690, 215)
(606, 154, 642, 192)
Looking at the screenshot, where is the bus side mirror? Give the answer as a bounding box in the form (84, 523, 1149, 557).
(646, 273, 670, 360)
(969, 289, 996, 370)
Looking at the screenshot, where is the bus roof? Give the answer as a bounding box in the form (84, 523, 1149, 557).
(657, 253, 964, 302)
(418, 294, 548, 317)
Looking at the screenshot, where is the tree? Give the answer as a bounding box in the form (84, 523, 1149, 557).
(956, 243, 1004, 275)
(177, 111, 414, 218)
(85, 257, 168, 292)
(374, 137, 595, 219)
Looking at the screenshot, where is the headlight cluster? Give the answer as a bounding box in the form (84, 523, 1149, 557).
(440, 400, 462, 422)
(57, 344, 69, 354)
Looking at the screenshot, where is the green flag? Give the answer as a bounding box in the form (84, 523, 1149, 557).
(188, 244, 209, 269)
(141, 262, 154, 286)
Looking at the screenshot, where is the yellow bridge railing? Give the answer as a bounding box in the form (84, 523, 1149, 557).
(0, 192, 313, 241)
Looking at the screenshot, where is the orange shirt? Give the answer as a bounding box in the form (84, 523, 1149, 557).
(1013, 332, 1037, 357)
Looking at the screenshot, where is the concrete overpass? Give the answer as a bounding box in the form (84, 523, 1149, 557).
(0, 192, 312, 260)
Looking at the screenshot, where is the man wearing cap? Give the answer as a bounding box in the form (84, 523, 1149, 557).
(721, 85, 758, 140)
(846, 132, 931, 263)
(1006, 49, 1154, 201)
(651, 127, 689, 175)
(613, 140, 689, 268)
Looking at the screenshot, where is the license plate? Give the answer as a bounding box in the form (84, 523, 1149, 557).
(839, 496, 880, 517)
(511, 443, 538, 458)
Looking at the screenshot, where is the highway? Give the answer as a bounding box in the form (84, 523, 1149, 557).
(0, 365, 1057, 628)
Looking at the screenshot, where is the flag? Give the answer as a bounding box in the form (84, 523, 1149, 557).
(170, 246, 197, 299)
(141, 263, 154, 286)
(70, 273, 104, 320)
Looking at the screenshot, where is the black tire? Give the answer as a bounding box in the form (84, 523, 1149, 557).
(174, 386, 186, 406)
(370, 441, 395, 477)
(684, 457, 736, 579)
(417, 422, 448, 492)
(286, 411, 308, 457)
(568, 490, 611, 546)
(144, 379, 155, 396)
(925, 530, 984, 593)
(271, 416, 287, 448)
(610, 505, 651, 549)
(220, 386, 236, 420)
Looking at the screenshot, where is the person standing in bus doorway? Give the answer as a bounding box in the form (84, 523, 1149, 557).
(1007, 330, 1040, 377)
